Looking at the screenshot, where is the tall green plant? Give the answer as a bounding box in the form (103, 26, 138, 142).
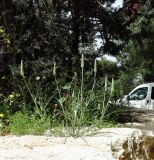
(9, 56, 119, 137)
(52, 54, 116, 137)
(19, 60, 52, 121)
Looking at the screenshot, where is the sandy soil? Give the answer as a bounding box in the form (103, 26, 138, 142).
(0, 136, 112, 160)
(0, 128, 139, 160)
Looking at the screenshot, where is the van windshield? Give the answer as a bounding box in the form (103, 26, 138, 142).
(129, 87, 148, 100)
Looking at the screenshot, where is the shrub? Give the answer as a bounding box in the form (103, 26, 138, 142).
(9, 111, 50, 135)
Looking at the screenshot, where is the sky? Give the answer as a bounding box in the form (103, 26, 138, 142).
(112, 0, 123, 8)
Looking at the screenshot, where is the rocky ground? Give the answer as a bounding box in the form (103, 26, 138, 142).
(0, 128, 146, 160)
(0, 109, 154, 160)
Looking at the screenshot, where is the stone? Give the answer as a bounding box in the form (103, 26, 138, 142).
(0, 128, 150, 160)
(144, 136, 154, 160)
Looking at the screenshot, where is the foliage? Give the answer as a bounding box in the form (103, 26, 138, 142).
(118, 0, 154, 85)
(0, 0, 152, 137)
(9, 111, 51, 135)
(0, 54, 123, 137)
(51, 59, 114, 136)
(0, 0, 148, 70)
(0, 0, 150, 101)
(0, 112, 10, 135)
(97, 58, 118, 77)
(132, 17, 154, 82)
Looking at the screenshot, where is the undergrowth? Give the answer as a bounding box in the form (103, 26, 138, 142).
(0, 54, 123, 137)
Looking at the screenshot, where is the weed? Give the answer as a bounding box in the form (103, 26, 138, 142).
(51, 54, 118, 137)
(9, 111, 50, 135)
(1, 55, 121, 137)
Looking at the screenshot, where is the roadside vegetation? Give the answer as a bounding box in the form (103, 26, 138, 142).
(0, 55, 121, 137)
(0, 0, 153, 137)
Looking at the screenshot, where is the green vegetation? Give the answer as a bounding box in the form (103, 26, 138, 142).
(0, 0, 153, 136)
(9, 112, 51, 135)
(0, 55, 121, 137)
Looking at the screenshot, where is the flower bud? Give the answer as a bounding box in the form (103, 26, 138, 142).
(20, 60, 24, 77)
(81, 54, 84, 68)
(0, 113, 4, 118)
(74, 109, 77, 118)
(111, 78, 114, 94)
(105, 75, 108, 91)
(94, 58, 97, 73)
(53, 62, 56, 76)
(36, 76, 40, 80)
(9, 94, 14, 99)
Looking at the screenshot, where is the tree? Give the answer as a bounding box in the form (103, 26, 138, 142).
(120, 0, 154, 84)
(1, 0, 148, 59)
(0, 0, 150, 84)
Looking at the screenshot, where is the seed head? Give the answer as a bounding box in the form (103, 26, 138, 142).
(81, 54, 84, 68)
(20, 60, 24, 77)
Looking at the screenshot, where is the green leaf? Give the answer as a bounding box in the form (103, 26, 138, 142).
(62, 84, 71, 90)
(58, 97, 66, 105)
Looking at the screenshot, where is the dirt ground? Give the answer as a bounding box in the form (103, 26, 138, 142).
(0, 128, 141, 160)
(118, 108, 154, 136)
(0, 133, 112, 160)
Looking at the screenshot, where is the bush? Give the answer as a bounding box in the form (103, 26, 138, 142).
(9, 111, 50, 135)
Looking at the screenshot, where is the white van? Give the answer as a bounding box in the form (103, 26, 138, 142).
(118, 83, 154, 110)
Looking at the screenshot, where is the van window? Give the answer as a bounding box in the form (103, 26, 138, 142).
(129, 87, 148, 100)
(151, 87, 154, 100)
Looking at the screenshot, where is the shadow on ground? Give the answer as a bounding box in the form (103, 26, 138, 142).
(118, 108, 154, 136)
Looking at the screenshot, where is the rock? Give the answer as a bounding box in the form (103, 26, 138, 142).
(111, 129, 146, 160)
(144, 136, 154, 160)
(0, 128, 151, 160)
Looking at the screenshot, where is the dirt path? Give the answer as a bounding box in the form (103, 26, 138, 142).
(118, 108, 154, 136)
